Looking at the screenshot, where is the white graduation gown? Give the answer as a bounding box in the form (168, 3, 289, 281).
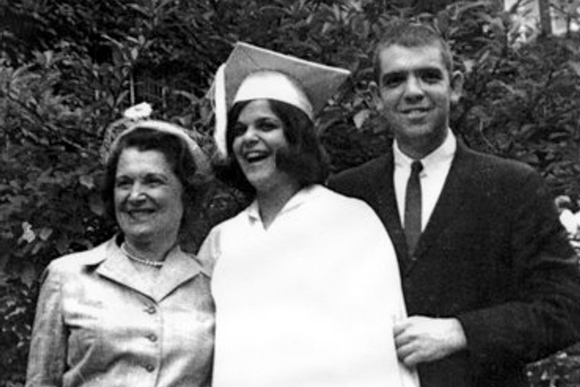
(198, 185, 419, 387)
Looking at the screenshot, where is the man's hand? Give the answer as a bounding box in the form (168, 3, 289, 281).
(394, 316, 467, 367)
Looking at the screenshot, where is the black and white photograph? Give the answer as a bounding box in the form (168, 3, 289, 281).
(3, 1, 580, 386)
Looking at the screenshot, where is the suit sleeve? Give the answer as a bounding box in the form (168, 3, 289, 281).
(457, 171, 580, 365)
(327, 165, 372, 200)
(25, 264, 67, 387)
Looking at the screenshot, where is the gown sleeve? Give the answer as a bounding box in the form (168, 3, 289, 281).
(347, 200, 420, 387)
(196, 226, 222, 276)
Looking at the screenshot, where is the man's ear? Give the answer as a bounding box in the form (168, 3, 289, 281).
(450, 71, 464, 104)
(369, 81, 384, 111)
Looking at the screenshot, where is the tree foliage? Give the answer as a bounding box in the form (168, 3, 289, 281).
(2, 0, 580, 385)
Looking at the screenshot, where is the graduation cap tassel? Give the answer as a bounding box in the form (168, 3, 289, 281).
(214, 63, 228, 159)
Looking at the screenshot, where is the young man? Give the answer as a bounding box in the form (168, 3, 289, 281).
(328, 20, 580, 387)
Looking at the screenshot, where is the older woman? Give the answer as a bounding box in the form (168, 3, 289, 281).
(25, 119, 214, 387)
(199, 43, 419, 387)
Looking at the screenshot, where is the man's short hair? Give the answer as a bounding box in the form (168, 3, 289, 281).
(374, 19, 454, 83)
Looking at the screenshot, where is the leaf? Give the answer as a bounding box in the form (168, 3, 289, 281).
(322, 22, 333, 35)
(130, 47, 139, 61)
(56, 235, 70, 255)
(44, 51, 54, 67)
(79, 175, 94, 189)
(20, 262, 38, 287)
(18, 222, 35, 244)
(39, 227, 53, 241)
(31, 241, 44, 255)
(127, 4, 150, 18)
(519, 124, 536, 139)
(172, 90, 200, 103)
(88, 193, 105, 217)
(568, 61, 580, 78)
(353, 109, 371, 129)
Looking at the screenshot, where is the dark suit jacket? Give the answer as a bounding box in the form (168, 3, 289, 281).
(328, 141, 580, 387)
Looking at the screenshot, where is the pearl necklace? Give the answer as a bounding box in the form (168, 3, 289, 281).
(121, 243, 164, 268)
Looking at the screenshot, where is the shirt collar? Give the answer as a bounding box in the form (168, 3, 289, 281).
(246, 185, 318, 223)
(96, 236, 207, 300)
(393, 129, 456, 171)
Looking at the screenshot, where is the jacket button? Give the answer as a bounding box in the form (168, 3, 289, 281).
(147, 334, 158, 342)
(145, 364, 155, 372)
(145, 306, 156, 314)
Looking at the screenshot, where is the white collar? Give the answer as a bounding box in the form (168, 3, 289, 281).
(393, 129, 456, 171)
(246, 185, 319, 223)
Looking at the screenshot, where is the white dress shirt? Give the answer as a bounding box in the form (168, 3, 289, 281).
(394, 129, 457, 231)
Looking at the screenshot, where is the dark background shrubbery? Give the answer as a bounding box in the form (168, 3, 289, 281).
(2, 0, 580, 385)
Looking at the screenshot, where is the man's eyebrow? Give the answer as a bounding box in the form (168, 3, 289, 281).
(381, 70, 406, 83)
(381, 67, 444, 80)
(382, 70, 406, 77)
(416, 67, 444, 74)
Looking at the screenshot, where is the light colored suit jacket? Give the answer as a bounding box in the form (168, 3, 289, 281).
(26, 236, 214, 387)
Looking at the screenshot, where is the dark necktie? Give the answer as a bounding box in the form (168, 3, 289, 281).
(404, 161, 423, 257)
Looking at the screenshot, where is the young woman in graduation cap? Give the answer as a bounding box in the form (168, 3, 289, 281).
(198, 42, 419, 387)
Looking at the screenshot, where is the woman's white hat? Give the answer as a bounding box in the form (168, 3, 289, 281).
(103, 103, 211, 176)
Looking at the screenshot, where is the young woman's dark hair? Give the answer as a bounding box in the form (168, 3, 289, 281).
(102, 127, 208, 236)
(217, 99, 329, 196)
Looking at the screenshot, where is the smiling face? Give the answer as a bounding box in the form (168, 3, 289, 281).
(231, 99, 298, 195)
(114, 148, 184, 246)
(377, 44, 462, 159)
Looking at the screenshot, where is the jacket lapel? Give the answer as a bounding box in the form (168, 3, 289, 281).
(368, 143, 473, 276)
(97, 240, 205, 302)
(97, 241, 155, 298)
(371, 154, 411, 274)
(153, 248, 205, 301)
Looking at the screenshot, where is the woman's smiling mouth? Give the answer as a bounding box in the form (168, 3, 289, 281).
(243, 150, 270, 163)
(125, 208, 156, 219)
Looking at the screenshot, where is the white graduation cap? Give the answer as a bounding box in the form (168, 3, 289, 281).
(210, 42, 351, 158)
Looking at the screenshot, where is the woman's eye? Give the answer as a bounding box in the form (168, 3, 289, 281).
(144, 176, 164, 186)
(115, 178, 131, 188)
(232, 124, 247, 137)
(255, 118, 282, 132)
(258, 122, 278, 132)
